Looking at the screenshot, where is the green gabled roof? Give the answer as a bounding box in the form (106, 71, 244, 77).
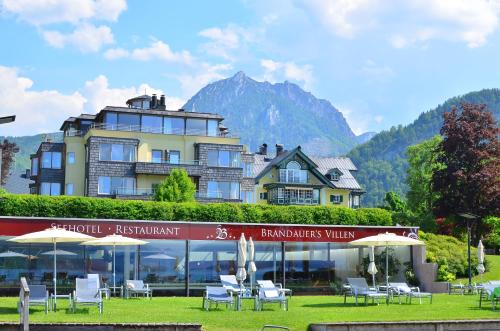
(255, 146, 335, 188)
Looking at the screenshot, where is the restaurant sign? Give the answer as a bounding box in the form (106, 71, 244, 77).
(0, 217, 418, 243)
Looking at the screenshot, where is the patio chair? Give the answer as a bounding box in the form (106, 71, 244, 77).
(220, 275, 245, 295)
(125, 280, 152, 299)
(479, 281, 500, 310)
(88, 274, 110, 300)
(203, 286, 234, 311)
(72, 278, 103, 314)
(345, 278, 387, 306)
(257, 280, 292, 298)
(389, 282, 432, 304)
(27, 285, 49, 314)
(256, 286, 288, 311)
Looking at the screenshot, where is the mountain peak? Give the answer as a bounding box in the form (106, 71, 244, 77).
(231, 71, 247, 81)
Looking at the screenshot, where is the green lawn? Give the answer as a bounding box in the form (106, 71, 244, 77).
(455, 255, 500, 284)
(0, 295, 498, 331)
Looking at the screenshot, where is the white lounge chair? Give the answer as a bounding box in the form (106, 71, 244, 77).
(125, 280, 152, 299)
(220, 275, 245, 295)
(72, 278, 103, 314)
(389, 282, 432, 304)
(346, 278, 387, 305)
(87, 274, 110, 299)
(203, 286, 234, 311)
(256, 286, 288, 311)
(257, 280, 292, 298)
(27, 285, 49, 314)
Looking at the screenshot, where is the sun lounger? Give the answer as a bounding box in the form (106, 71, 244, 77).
(345, 277, 387, 305)
(257, 280, 292, 298)
(220, 275, 245, 295)
(203, 286, 234, 311)
(72, 278, 103, 314)
(389, 282, 432, 304)
(256, 286, 288, 311)
(125, 280, 152, 299)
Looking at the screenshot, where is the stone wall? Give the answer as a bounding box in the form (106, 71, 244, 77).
(0, 323, 201, 331)
(309, 320, 500, 331)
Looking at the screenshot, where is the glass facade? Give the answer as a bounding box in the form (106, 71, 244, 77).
(0, 236, 411, 296)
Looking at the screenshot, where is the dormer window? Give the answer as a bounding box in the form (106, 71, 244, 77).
(330, 172, 339, 181)
(327, 168, 342, 181)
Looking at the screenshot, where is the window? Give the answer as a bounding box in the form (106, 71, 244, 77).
(164, 117, 185, 135)
(279, 161, 307, 183)
(207, 120, 218, 136)
(230, 151, 240, 167)
(67, 152, 75, 164)
(66, 183, 74, 196)
(41, 152, 62, 169)
(98, 176, 136, 195)
(207, 150, 241, 167)
(259, 192, 268, 200)
(240, 191, 254, 203)
(118, 113, 140, 131)
(207, 181, 240, 199)
(152, 150, 163, 163)
(169, 150, 180, 164)
(99, 144, 136, 162)
(41, 182, 60, 196)
(219, 151, 230, 167)
(186, 118, 206, 135)
(31, 158, 38, 176)
(141, 115, 162, 133)
(243, 162, 253, 177)
(104, 112, 118, 129)
(330, 194, 343, 204)
(329, 172, 340, 181)
(207, 150, 218, 166)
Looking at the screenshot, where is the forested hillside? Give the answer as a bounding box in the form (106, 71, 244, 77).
(348, 89, 500, 207)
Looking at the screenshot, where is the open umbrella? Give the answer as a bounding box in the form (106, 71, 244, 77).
(477, 240, 485, 282)
(0, 250, 28, 258)
(236, 233, 247, 289)
(144, 253, 175, 260)
(247, 237, 257, 293)
(349, 232, 424, 303)
(41, 249, 77, 256)
(82, 234, 148, 294)
(8, 226, 95, 309)
(367, 246, 378, 288)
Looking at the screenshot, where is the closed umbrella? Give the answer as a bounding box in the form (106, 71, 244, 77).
(349, 232, 424, 303)
(82, 234, 148, 294)
(477, 240, 485, 282)
(367, 246, 378, 288)
(236, 233, 247, 289)
(8, 226, 95, 310)
(247, 237, 257, 292)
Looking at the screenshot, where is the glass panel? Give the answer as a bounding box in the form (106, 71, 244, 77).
(207, 120, 218, 137)
(286, 161, 301, 169)
(85, 244, 136, 288)
(41, 152, 51, 168)
(141, 115, 162, 133)
(186, 119, 206, 136)
(118, 113, 140, 131)
(66, 183, 74, 196)
(207, 181, 218, 198)
(169, 151, 180, 164)
(230, 182, 240, 199)
(230, 152, 240, 167)
(207, 150, 218, 166)
(98, 176, 111, 194)
(218, 151, 230, 167)
(105, 112, 118, 129)
(252, 242, 283, 284)
(111, 177, 122, 194)
(152, 150, 162, 163)
(123, 177, 136, 195)
(188, 240, 237, 291)
(218, 182, 230, 199)
(31, 158, 38, 176)
(40, 182, 51, 195)
(285, 242, 331, 292)
(51, 152, 61, 169)
(50, 183, 60, 196)
(67, 152, 75, 164)
(123, 145, 136, 162)
(139, 240, 186, 295)
(111, 144, 123, 161)
(99, 144, 111, 161)
(164, 117, 185, 135)
(244, 163, 253, 177)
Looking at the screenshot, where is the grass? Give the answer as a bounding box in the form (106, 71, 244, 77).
(455, 255, 500, 284)
(0, 294, 498, 331)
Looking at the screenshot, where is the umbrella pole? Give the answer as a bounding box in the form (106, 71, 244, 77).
(53, 239, 57, 311)
(385, 245, 389, 304)
(113, 244, 116, 296)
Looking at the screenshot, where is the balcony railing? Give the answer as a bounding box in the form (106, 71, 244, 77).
(141, 159, 200, 166)
(269, 197, 320, 205)
(111, 188, 240, 201)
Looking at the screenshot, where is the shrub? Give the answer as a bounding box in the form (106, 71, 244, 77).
(154, 169, 196, 202)
(0, 194, 393, 226)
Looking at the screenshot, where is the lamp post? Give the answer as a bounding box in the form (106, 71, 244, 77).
(458, 213, 478, 293)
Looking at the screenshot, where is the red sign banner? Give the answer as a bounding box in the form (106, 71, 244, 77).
(0, 217, 419, 243)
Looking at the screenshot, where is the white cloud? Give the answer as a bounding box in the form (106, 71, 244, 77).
(42, 24, 114, 53)
(104, 41, 193, 64)
(374, 115, 384, 123)
(198, 24, 258, 60)
(0, 66, 184, 136)
(360, 60, 394, 81)
(260, 59, 314, 89)
(177, 63, 233, 98)
(0, 0, 127, 25)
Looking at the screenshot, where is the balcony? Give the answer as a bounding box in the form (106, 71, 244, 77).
(111, 187, 241, 203)
(135, 160, 203, 176)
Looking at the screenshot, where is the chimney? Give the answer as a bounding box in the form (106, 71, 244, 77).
(151, 94, 157, 108)
(276, 144, 284, 156)
(258, 143, 268, 155)
(160, 95, 166, 106)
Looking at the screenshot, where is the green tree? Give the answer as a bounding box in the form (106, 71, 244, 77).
(153, 168, 196, 202)
(406, 135, 443, 216)
(384, 191, 407, 212)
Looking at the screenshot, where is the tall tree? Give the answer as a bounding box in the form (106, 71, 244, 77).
(0, 140, 19, 185)
(432, 103, 500, 240)
(154, 168, 196, 203)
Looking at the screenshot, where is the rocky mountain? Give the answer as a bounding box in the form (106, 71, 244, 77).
(348, 88, 500, 207)
(183, 71, 360, 156)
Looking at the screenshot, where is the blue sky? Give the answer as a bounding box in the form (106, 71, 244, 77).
(1, 0, 500, 137)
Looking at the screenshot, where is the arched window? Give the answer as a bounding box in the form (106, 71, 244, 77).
(286, 161, 301, 170)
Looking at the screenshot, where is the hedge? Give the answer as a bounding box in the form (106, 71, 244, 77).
(0, 194, 393, 226)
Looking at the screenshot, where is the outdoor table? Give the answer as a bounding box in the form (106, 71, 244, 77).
(237, 292, 257, 311)
(99, 287, 111, 300)
(108, 286, 123, 297)
(50, 293, 72, 311)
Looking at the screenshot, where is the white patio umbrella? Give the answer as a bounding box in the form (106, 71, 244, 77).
(477, 240, 485, 282)
(349, 232, 424, 302)
(144, 253, 175, 260)
(236, 233, 247, 289)
(41, 249, 77, 256)
(0, 250, 28, 258)
(82, 234, 148, 294)
(367, 246, 378, 288)
(247, 237, 257, 292)
(8, 226, 95, 309)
